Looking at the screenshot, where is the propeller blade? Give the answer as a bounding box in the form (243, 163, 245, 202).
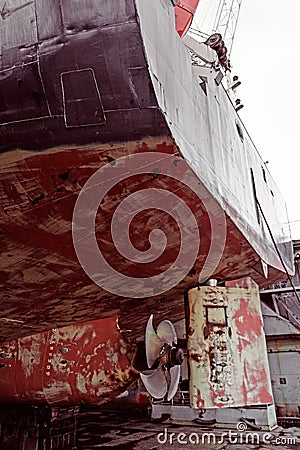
(167, 365, 181, 401)
(157, 320, 177, 345)
(145, 314, 163, 368)
(140, 369, 168, 399)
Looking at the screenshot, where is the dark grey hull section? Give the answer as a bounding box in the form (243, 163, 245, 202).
(0, 0, 167, 151)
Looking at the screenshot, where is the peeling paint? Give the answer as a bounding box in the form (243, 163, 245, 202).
(188, 278, 274, 409)
(0, 316, 138, 405)
(18, 335, 42, 378)
(0, 135, 291, 345)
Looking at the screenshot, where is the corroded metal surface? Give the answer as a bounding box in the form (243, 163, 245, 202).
(0, 0, 293, 347)
(188, 278, 274, 408)
(0, 316, 138, 405)
(0, 137, 289, 344)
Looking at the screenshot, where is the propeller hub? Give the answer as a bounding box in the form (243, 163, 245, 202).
(170, 346, 184, 366)
(140, 315, 183, 401)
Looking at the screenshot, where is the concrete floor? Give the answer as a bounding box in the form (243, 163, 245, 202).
(76, 409, 300, 449)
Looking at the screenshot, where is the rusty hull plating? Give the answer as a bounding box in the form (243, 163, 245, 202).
(188, 278, 273, 409)
(0, 0, 294, 407)
(0, 317, 138, 405)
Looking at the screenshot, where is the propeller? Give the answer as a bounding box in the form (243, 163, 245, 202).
(140, 315, 184, 401)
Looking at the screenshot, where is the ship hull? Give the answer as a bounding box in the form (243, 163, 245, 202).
(0, 317, 137, 405)
(0, 0, 293, 381)
(0, 136, 290, 343)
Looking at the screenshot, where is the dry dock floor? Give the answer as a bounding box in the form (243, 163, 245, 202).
(76, 409, 300, 449)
